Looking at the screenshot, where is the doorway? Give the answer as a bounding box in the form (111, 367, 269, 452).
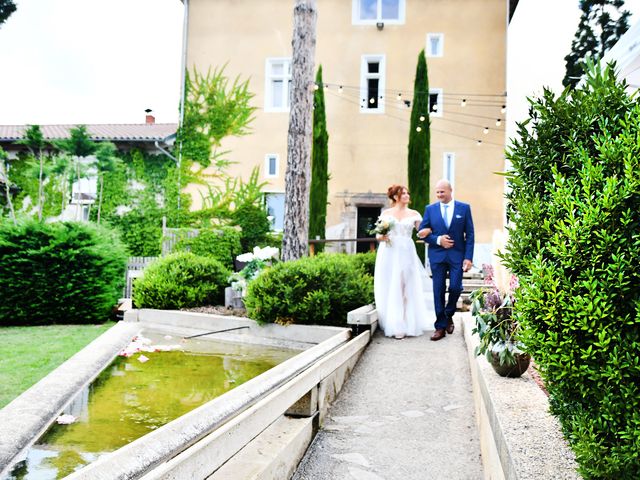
(356, 206, 382, 253)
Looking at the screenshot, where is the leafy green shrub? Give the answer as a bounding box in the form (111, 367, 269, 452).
(173, 226, 242, 270)
(0, 220, 127, 325)
(504, 62, 640, 478)
(346, 251, 376, 277)
(232, 204, 271, 251)
(244, 253, 373, 326)
(133, 252, 229, 309)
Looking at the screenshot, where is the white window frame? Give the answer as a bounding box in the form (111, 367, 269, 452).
(429, 88, 443, 118)
(443, 152, 456, 189)
(264, 191, 285, 231)
(352, 0, 406, 25)
(264, 154, 279, 178)
(360, 54, 386, 114)
(264, 57, 292, 112)
(426, 33, 444, 58)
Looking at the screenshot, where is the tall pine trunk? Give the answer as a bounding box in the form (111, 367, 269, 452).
(408, 50, 430, 262)
(282, 0, 317, 261)
(38, 147, 44, 221)
(309, 65, 329, 254)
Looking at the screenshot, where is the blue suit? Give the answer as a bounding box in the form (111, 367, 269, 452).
(419, 201, 475, 330)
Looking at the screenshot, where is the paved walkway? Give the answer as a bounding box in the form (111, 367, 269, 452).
(292, 286, 484, 480)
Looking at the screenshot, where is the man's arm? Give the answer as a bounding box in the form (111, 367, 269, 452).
(463, 204, 475, 264)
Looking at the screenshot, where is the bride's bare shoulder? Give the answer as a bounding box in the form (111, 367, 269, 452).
(380, 208, 393, 216)
(410, 209, 423, 217)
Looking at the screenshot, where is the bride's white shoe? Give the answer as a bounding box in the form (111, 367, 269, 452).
(394, 334, 405, 339)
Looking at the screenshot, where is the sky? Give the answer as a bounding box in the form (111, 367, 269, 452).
(0, 0, 184, 125)
(0, 0, 639, 128)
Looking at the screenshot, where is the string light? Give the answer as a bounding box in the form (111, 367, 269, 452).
(461, 99, 467, 107)
(501, 105, 507, 113)
(419, 115, 425, 122)
(324, 84, 328, 90)
(495, 118, 501, 127)
(369, 98, 375, 104)
(416, 126, 422, 132)
(313, 84, 319, 91)
(477, 140, 482, 146)
(483, 127, 489, 134)
(338, 85, 343, 93)
(432, 104, 438, 112)
(397, 93, 402, 101)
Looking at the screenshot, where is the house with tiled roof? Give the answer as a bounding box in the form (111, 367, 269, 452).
(0, 115, 178, 221)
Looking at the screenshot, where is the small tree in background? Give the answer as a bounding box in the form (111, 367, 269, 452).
(0, 147, 16, 224)
(563, 0, 630, 88)
(16, 125, 46, 220)
(408, 50, 430, 261)
(309, 65, 329, 253)
(505, 62, 640, 478)
(0, 0, 16, 27)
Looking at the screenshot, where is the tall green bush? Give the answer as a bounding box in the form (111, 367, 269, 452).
(232, 204, 271, 252)
(504, 62, 640, 478)
(0, 220, 127, 325)
(244, 253, 373, 326)
(132, 252, 229, 310)
(172, 226, 242, 270)
(309, 65, 329, 253)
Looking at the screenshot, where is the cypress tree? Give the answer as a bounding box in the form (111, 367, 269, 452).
(309, 65, 329, 253)
(563, 0, 630, 89)
(408, 50, 430, 261)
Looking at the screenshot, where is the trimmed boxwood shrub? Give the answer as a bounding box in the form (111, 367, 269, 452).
(0, 220, 127, 325)
(346, 251, 376, 278)
(232, 204, 271, 252)
(133, 252, 229, 309)
(244, 253, 373, 326)
(173, 226, 242, 271)
(504, 62, 640, 478)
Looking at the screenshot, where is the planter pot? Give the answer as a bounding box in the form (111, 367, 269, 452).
(489, 350, 531, 378)
(224, 286, 246, 309)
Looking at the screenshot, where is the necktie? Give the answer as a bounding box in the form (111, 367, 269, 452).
(443, 204, 449, 228)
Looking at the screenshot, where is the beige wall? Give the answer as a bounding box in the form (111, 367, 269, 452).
(185, 0, 507, 246)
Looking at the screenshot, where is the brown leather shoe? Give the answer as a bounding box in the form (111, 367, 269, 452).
(430, 329, 446, 341)
(446, 319, 455, 334)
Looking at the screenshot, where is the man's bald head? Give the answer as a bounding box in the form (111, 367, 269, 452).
(435, 179, 453, 203)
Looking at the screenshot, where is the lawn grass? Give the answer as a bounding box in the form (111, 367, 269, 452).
(0, 322, 115, 408)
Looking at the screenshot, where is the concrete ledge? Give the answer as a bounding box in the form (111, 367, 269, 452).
(460, 312, 580, 480)
(0, 321, 140, 477)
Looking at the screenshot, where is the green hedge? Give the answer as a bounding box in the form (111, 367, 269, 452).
(504, 62, 640, 478)
(0, 220, 127, 325)
(133, 252, 229, 309)
(173, 226, 242, 271)
(244, 253, 373, 326)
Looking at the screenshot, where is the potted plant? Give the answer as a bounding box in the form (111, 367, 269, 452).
(226, 246, 279, 308)
(470, 263, 530, 378)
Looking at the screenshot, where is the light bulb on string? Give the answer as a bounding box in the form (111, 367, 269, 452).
(461, 99, 467, 107)
(338, 85, 343, 93)
(501, 105, 506, 114)
(476, 140, 482, 146)
(313, 84, 319, 91)
(495, 119, 501, 127)
(483, 127, 489, 135)
(369, 98, 375, 104)
(419, 115, 425, 122)
(323, 84, 328, 90)
(431, 104, 438, 112)
(416, 126, 422, 132)
(397, 93, 402, 101)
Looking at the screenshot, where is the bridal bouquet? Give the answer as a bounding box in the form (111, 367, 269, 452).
(370, 217, 395, 245)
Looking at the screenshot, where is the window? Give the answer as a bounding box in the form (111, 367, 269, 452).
(264, 192, 285, 231)
(352, 0, 405, 24)
(426, 33, 444, 57)
(265, 58, 292, 112)
(443, 152, 455, 189)
(429, 88, 443, 117)
(360, 55, 386, 113)
(265, 154, 279, 178)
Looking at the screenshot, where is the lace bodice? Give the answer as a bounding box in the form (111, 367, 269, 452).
(380, 214, 422, 238)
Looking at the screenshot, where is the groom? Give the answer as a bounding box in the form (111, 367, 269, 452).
(417, 179, 474, 341)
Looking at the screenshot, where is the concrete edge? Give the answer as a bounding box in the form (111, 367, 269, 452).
(0, 321, 140, 477)
(460, 312, 581, 480)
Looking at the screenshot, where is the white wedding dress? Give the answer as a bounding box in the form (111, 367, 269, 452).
(374, 213, 431, 337)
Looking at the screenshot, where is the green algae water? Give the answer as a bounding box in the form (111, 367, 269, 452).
(8, 334, 297, 480)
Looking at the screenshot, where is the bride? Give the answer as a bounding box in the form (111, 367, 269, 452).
(374, 184, 432, 339)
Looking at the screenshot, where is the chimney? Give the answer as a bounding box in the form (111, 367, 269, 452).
(145, 108, 155, 125)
